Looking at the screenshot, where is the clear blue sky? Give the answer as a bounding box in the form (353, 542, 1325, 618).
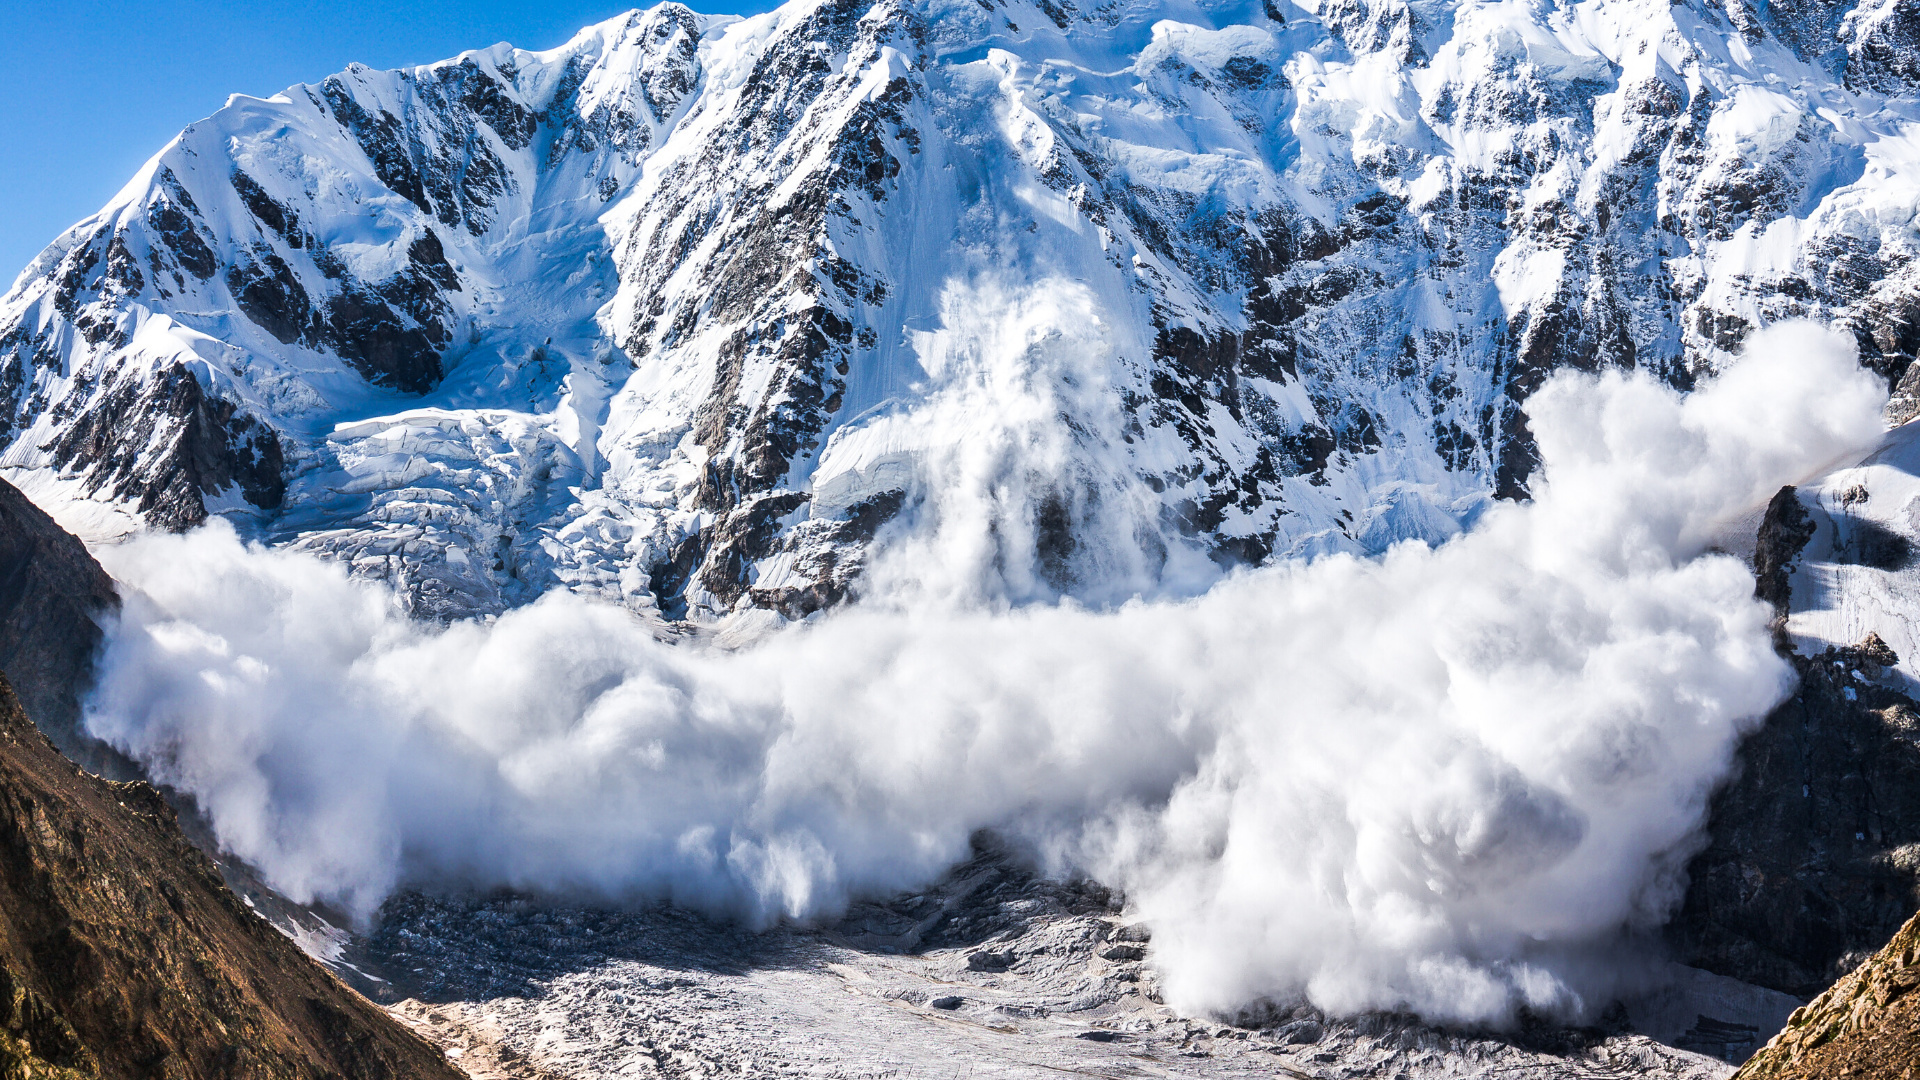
(0, 1, 777, 281)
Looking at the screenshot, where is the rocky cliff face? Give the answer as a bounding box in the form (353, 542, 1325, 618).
(0, 670, 464, 1080)
(1677, 413, 1920, 1003)
(1669, 623, 1920, 999)
(0, 475, 461, 1078)
(5, 0, 1920, 620)
(0, 478, 118, 774)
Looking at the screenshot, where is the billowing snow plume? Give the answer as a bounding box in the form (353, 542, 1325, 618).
(85, 319, 1883, 1024)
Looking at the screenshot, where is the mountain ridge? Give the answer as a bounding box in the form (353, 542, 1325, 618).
(9, 0, 1920, 622)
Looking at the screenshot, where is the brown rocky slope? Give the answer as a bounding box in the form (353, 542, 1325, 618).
(0, 668, 464, 1080)
(0, 471, 460, 1080)
(1735, 907, 1920, 1079)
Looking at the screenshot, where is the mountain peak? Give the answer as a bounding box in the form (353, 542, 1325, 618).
(2, 0, 1917, 622)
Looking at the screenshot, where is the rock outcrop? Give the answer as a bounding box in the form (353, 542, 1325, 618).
(0, 478, 118, 772)
(1675, 424, 1920, 1000)
(0, 479, 461, 1078)
(0, 669, 464, 1080)
(1734, 907, 1920, 1079)
(1669, 627, 1920, 998)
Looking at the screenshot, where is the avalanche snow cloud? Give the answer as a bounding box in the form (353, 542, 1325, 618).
(88, 321, 1881, 1024)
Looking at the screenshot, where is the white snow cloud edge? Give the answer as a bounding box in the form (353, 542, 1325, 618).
(82, 312, 1885, 1025)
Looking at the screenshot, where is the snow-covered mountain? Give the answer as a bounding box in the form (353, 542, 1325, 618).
(5, 0, 1920, 620)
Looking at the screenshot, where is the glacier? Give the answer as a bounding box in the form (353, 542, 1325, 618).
(6, 0, 1920, 621)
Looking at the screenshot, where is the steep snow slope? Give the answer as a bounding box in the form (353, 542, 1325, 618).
(5, 0, 1920, 619)
(1780, 421, 1920, 688)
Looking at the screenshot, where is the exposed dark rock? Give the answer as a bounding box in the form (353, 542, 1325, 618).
(1888, 360, 1920, 426)
(967, 950, 1013, 972)
(46, 363, 285, 530)
(1671, 630, 1920, 998)
(695, 490, 810, 610)
(1280, 1019, 1324, 1044)
(0, 671, 464, 1080)
(49, 234, 102, 320)
(1849, 291, 1920, 393)
(311, 231, 457, 394)
(226, 248, 311, 345)
(0, 478, 124, 776)
(99, 235, 143, 301)
(320, 80, 431, 216)
(223, 212, 455, 391)
(231, 170, 299, 245)
(647, 531, 710, 622)
(1844, 0, 1920, 93)
(320, 58, 526, 239)
(148, 168, 217, 281)
(612, 1, 931, 612)
(743, 489, 909, 620)
(1754, 486, 1817, 619)
(451, 59, 536, 150)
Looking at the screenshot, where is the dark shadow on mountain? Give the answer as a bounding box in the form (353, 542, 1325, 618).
(1831, 513, 1913, 571)
(348, 831, 1117, 1004)
(348, 888, 795, 1002)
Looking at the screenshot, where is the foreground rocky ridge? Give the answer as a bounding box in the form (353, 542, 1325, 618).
(0, 475, 465, 1079)
(7, 0, 1920, 620)
(1733, 907, 1920, 1079)
(0, 670, 463, 1080)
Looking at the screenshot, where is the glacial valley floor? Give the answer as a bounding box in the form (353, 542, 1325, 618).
(242, 845, 1806, 1080)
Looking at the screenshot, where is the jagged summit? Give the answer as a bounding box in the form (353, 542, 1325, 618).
(4, 0, 1919, 621)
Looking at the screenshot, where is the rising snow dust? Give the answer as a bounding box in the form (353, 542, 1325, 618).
(84, 314, 1885, 1024)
